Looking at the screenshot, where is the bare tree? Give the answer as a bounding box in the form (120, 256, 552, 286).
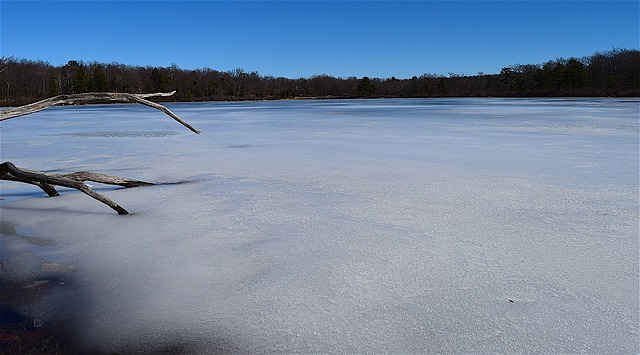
(0, 55, 12, 73)
(1, 91, 200, 214)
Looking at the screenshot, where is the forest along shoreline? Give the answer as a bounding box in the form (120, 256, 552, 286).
(1, 48, 638, 107)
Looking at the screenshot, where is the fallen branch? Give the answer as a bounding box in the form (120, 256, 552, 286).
(0, 91, 201, 134)
(0, 162, 149, 214)
(0, 91, 200, 214)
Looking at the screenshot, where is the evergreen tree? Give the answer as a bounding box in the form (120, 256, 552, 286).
(564, 58, 588, 89)
(152, 67, 163, 90)
(536, 61, 556, 90)
(553, 61, 566, 89)
(500, 67, 514, 90)
(152, 67, 171, 91)
(409, 76, 420, 96)
(357, 76, 374, 97)
(72, 65, 89, 93)
(437, 77, 447, 95)
(91, 64, 109, 91)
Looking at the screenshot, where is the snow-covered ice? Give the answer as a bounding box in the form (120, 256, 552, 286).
(1, 98, 638, 353)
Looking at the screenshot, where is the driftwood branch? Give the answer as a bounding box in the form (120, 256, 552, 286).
(1, 91, 199, 214)
(1, 162, 152, 215)
(0, 91, 201, 134)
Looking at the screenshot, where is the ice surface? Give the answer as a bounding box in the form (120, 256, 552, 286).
(1, 98, 638, 353)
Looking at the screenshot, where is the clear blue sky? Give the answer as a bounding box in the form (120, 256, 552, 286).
(1, 1, 638, 79)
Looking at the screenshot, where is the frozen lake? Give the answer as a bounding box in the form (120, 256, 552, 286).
(1, 98, 638, 353)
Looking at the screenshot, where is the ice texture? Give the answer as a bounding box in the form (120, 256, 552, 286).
(1, 98, 638, 353)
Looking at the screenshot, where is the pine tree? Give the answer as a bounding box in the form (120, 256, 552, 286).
(357, 76, 374, 97)
(91, 64, 109, 92)
(152, 67, 170, 91)
(72, 65, 89, 93)
(564, 58, 588, 89)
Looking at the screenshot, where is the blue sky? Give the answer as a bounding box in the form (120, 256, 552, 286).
(1, 1, 638, 79)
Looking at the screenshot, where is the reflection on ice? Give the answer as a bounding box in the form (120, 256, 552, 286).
(0, 98, 638, 353)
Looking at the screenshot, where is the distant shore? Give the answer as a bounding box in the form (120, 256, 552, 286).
(1, 49, 638, 107)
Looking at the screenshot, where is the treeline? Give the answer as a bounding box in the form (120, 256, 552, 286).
(1, 48, 638, 106)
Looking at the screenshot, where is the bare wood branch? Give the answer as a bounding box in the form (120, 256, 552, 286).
(0, 91, 201, 134)
(60, 171, 153, 187)
(0, 162, 154, 214)
(2, 173, 60, 196)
